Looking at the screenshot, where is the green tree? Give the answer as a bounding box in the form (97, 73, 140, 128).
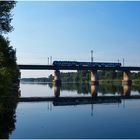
(0, 1, 19, 139)
(0, 1, 20, 96)
(0, 35, 20, 96)
(0, 1, 16, 34)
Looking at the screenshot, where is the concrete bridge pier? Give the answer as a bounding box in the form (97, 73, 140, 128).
(122, 70, 132, 85)
(53, 70, 61, 86)
(91, 70, 99, 85)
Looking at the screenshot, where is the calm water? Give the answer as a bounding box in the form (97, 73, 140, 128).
(9, 83, 140, 139)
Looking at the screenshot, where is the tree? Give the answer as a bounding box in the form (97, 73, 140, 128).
(0, 2, 19, 139)
(0, 1, 20, 96)
(0, 1, 16, 34)
(0, 35, 20, 96)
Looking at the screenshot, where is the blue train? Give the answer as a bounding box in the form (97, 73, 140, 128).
(53, 61, 121, 67)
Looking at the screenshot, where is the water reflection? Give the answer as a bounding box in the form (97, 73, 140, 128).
(90, 85, 98, 97)
(52, 84, 138, 108)
(53, 83, 138, 97)
(0, 97, 18, 139)
(10, 83, 140, 139)
(21, 82, 140, 97)
(123, 85, 131, 96)
(53, 85, 60, 97)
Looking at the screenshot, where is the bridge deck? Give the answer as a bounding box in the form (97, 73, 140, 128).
(18, 64, 140, 71)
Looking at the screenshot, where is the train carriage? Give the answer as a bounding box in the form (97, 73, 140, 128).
(53, 61, 121, 67)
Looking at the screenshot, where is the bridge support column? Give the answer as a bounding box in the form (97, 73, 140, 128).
(91, 70, 99, 85)
(122, 70, 132, 85)
(53, 70, 61, 86)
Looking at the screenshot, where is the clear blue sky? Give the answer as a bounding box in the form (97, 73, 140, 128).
(8, 1, 140, 77)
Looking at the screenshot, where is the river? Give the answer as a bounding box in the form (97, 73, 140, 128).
(9, 82, 140, 139)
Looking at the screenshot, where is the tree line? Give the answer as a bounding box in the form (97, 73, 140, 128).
(60, 70, 140, 83)
(0, 1, 20, 139)
(0, 1, 20, 97)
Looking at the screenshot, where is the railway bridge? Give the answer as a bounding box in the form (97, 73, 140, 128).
(18, 64, 140, 85)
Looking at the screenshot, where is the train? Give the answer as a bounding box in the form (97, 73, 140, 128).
(53, 61, 121, 67)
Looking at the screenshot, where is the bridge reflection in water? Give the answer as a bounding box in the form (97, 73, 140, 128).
(53, 85, 60, 98)
(52, 84, 133, 106)
(53, 84, 132, 98)
(123, 84, 131, 96)
(90, 84, 98, 97)
(20, 84, 140, 108)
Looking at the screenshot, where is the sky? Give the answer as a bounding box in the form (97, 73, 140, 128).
(8, 1, 140, 78)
